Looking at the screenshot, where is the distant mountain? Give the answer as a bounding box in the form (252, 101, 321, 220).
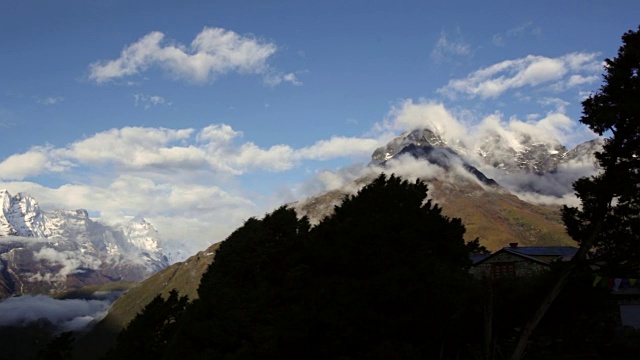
(373, 128, 601, 176)
(298, 128, 602, 251)
(294, 174, 573, 252)
(74, 243, 220, 359)
(76, 127, 603, 358)
(0, 190, 169, 299)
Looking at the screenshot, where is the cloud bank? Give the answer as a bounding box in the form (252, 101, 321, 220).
(0, 125, 382, 254)
(0, 294, 118, 332)
(0, 125, 381, 181)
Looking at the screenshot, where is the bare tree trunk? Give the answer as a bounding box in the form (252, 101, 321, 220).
(509, 220, 603, 360)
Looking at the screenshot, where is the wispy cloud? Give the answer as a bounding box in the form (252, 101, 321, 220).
(88, 27, 300, 85)
(133, 93, 172, 109)
(36, 96, 64, 105)
(438, 52, 602, 99)
(492, 21, 542, 46)
(431, 29, 471, 63)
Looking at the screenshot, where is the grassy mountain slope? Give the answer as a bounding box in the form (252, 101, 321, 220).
(295, 175, 573, 251)
(73, 243, 220, 359)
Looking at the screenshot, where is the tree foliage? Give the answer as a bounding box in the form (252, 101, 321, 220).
(510, 25, 640, 360)
(36, 331, 74, 360)
(107, 290, 188, 359)
(110, 173, 483, 359)
(562, 25, 640, 274)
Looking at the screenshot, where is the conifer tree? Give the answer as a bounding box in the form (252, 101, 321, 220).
(511, 25, 640, 360)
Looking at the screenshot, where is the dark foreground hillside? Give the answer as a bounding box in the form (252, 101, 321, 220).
(91, 174, 625, 359)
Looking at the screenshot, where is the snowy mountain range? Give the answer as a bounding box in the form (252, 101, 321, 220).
(0, 190, 169, 298)
(298, 127, 603, 251)
(372, 128, 601, 176)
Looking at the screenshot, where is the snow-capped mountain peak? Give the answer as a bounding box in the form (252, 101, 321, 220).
(375, 127, 599, 176)
(0, 191, 169, 298)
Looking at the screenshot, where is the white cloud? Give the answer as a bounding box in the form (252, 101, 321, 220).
(492, 22, 542, 46)
(296, 136, 380, 161)
(438, 52, 601, 99)
(133, 93, 171, 109)
(0, 123, 384, 252)
(36, 96, 64, 105)
(263, 71, 304, 86)
(0, 146, 69, 179)
(283, 72, 302, 86)
(88, 27, 297, 85)
(431, 29, 471, 63)
(33, 247, 102, 280)
(0, 294, 114, 332)
(0, 123, 383, 182)
(0, 177, 260, 254)
(374, 99, 470, 145)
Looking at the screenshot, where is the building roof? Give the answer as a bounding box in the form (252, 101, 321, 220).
(471, 245, 578, 266)
(506, 246, 578, 259)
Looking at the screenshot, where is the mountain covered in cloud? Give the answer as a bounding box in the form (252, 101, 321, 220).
(373, 128, 600, 176)
(0, 190, 169, 299)
(73, 127, 602, 357)
(297, 127, 602, 251)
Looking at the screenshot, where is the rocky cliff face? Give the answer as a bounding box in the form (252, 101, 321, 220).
(0, 191, 168, 299)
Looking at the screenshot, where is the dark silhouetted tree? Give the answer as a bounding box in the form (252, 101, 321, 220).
(161, 174, 482, 359)
(511, 25, 640, 360)
(36, 331, 74, 360)
(107, 290, 188, 359)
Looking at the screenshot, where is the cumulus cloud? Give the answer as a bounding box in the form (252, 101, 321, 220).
(0, 146, 69, 180)
(376, 99, 470, 143)
(0, 294, 115, 332)
(0, 124, 382, 253)
(431, 29, 471, 63)
(438, 52, 601, 99)
(0, 124, 382, 181)
(89, 27, 297, 85)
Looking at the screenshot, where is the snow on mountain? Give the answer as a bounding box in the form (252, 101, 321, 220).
(374, 128, 601, 181)
(475, 131, 568, 174)
(0, 191, 169, 298)
(371, 128, 468, 165)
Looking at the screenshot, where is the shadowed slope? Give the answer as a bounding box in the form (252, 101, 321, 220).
(73, 242, 220, 360)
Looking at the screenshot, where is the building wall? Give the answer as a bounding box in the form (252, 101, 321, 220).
(470, 251, 549, 279)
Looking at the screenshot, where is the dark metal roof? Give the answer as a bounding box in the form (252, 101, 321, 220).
(471, 246, 579, 266)
(504, 246, 578, 259)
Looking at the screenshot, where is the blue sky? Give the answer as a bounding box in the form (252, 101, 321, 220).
(1, 0, 638, 256)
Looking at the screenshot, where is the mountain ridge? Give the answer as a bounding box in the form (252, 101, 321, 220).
(0, 190, 169, 299)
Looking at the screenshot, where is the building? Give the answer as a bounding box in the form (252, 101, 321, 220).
(470, 243, 578, 279)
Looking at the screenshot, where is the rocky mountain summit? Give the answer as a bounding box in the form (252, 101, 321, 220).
(372, 128, 601, 176)
(0, 190, 168, 299)
(298, 127, 603, 251)
(76, 127, 604, 357)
